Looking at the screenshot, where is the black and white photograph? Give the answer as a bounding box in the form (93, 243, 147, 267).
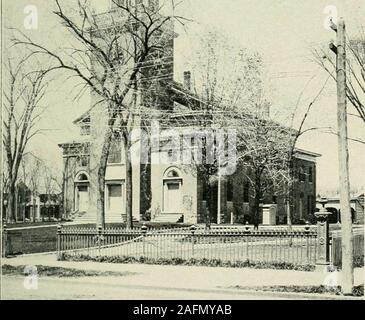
(0, 0, 364, 304)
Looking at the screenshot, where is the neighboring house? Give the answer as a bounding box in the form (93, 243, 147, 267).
(59, 1, 320, 225)
(3, 184, 61, 223)
(316, 193, 365, 224)
(26, 192, 62, 222)
(2, 182, 30, 223)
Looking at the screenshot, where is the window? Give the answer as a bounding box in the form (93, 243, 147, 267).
(307, 195, 314, 215)
(81, 125, 90, 136)
(166, 169, 179, 178)
(299, 166, 306, 182)
(202, 181, 208, 201)
(108, 139, 122, 164)
(109, 185, 122, 197)
(77, 173, 89, 182)
(227, 181, 233, 202)
(78, 156, 89, 168)
(272, 195, 278, 204)
(308, 167, 313, 183)
(243, 182, 249, 203)
(40, 194, 47, 203)
(108, 184, 123, 213)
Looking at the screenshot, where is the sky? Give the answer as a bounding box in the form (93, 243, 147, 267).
(2, 0, 365, 195)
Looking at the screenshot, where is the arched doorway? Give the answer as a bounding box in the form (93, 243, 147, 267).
(163, 168, 183, 213)
(74, 172, 90, 212)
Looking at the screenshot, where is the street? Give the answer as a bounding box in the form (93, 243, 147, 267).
(0, 275, 338, 300)
(1, 254, 364, 300)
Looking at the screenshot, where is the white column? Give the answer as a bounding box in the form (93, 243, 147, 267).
(104, 184, 109, 218)
(36, 196, 41, 221)
(163, 182, 167, 213)
(74, 185, 78, 211)
(217, 172, 221, 225)
(179, 180, 182, 213)
(122, 182, 126, 216)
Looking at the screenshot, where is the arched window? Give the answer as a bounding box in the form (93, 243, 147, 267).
(78, 173, 88, 181)
(74, 172, 90, 212)
(166, 169, 179, 178)
(164, 167, 182, 179)
(75, 172, 89, 182)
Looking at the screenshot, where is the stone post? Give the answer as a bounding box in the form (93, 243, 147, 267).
(2, 224, 8, 258)
(57, 224, 62, 260)
(190, 225, 196, 257)
(141, 224, 148, 257)
(315, 198, 332, 269)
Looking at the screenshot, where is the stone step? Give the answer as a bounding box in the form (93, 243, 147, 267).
(153, 214, 183, 223)
(71, 212, 139, 224)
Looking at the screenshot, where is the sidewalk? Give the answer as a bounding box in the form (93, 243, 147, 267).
(2, 253, 364, 299)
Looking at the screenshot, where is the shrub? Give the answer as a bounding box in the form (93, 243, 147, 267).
(60, 253, 315, 271)
(334, 255, 364, 269)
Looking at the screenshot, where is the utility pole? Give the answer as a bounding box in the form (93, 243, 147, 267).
(329, 17, 354, 295)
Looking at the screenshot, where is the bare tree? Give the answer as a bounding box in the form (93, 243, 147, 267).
(42, 166, 61, 221)
(19, 153, 46, 222)
(313, 34, 365, 123)
(13, 0, 187, 228)
(231, 110, 293, 228)
(168, 30, 266, 226)
(281, 75, 332, 228)
(2, 55, 48, 223)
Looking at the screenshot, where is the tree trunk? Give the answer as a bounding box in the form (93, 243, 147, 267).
(32, 197, 37, 222)
(124, 135, 133, 229)
(253, 174, 261, 230)
(61, 158, 68, 220)
(285, 164, 294, 245)
(97, 129, 113, 230)
(286, 159, 294, 227)
(205, 181, 212, 229)
(7, 182, 16, 223)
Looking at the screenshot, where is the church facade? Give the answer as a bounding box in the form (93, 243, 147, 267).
(59, 0, 320, 226)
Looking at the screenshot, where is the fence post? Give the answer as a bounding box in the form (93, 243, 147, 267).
(190, 225, 196, 257)
(244, 222, 250, 259)
(315, 198, 332, 270)
(2, 224, 8, 258)
(97, 225, 103, 257)
(57, 224, 62, 260)
(230, 212, 234, 225)
(304, 221, 311, 264)
(141, 224, 148, 257)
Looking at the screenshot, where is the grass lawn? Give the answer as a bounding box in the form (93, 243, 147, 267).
(230, 284, 364, 297)
(1, 264, 136, 278)
(5, 221, 65, 229)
